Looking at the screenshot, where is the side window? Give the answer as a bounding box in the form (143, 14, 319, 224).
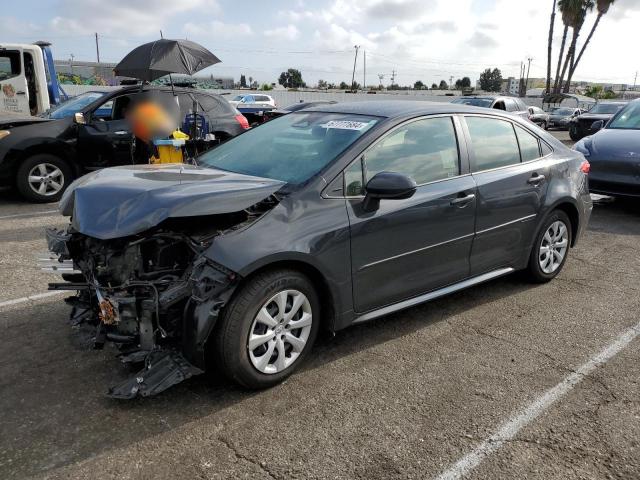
(504, 98, 518, 112)
(364, 117, 460, 185)
(493, 101, 506, 111)
(541, 142, 553, 156)
(196, 94, 220, 113)
(94, 100, 114, 119)
(514, 125, 541, 161)
(344, 158, 365, 196)
(466, 117, 521, 171)
(0, 50, 21, 81)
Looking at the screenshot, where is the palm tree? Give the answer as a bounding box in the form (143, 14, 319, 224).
(546, 0, 557, 94)
(563, 0, 615, 90)
(558, 0, 595, 93)
(553, 0, 579, 92)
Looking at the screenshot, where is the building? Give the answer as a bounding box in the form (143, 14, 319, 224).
(54, 60, 119, 85)
(505, 77, 520, 95)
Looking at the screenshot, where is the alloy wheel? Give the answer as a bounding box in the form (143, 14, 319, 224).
(247, 289, 313, 374)
(27, 163, 65, 197)
(539, 220, 569, 274)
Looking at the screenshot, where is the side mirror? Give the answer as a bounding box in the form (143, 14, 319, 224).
(74, 112, 86, 124)
(591, 120, 604, 132)
(363, 171, 417, 212)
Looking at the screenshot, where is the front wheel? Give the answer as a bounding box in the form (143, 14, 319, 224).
(525, 210, 572, 283)
(213, 269, 320, 389)
(569, 125, 581, 141)
(540, 120, 548, 131)
(16, 154, 72, 203)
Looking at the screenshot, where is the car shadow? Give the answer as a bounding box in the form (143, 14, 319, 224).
(0, 273, 537, 479)
(588, 197, 640, 236)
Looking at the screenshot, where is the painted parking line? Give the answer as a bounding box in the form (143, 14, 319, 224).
(435, 319, 640, 480)
(0, 291, 67, 310)
(0, 210, 59, 221)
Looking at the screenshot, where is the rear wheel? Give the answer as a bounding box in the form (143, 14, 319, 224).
(525, 210, 572, 283)
(16, 154, 72, 203)
(213, 269, 320, 389)
(540, 120, 548, 130)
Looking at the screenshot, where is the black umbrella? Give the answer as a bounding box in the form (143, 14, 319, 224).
(114, 39, 221, 81)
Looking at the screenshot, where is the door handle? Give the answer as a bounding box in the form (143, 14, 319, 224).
(16, 91, 26, 95)
(450, 193, 475, 206)
(114, 130, 130, 135)
(527, 174, 546, 185)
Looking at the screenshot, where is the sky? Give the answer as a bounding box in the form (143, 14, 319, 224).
(3, 0, 640, 87)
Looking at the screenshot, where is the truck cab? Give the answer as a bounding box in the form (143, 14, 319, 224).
(0, 42, 65, 116)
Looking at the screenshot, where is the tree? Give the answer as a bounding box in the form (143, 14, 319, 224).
(479, 68, 503, 92)
(554, 0, 578, 92)
(439, 80, 448, 90)
(431, 83, 438, 90)
(278, 68, 304, 89)
(461, 77, 471, 88)
(339, 81, 350, 90)
(546, 0, 558, 94)
(455, 79, 463, 89)
(317, 79, 328, 89)
(555, 0, 595, 93)
(240, 74, 247, 88)
(565, 0, 616, 91)
(414, 80, 425, 90)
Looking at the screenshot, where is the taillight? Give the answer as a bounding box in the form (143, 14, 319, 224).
(580, 160, 590, 174)
(235, 114, 250, 129)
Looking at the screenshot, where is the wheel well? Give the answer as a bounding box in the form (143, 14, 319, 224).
(11, 144, 76, 179)
(239, 260, 336, 331)
(553, 202, 580, 246)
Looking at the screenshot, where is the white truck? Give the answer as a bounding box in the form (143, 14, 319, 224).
(0, 41, 66, 117)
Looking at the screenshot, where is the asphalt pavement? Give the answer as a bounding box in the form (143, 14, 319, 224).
(0, 132, 639, 479)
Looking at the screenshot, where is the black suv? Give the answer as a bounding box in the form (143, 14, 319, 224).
(569, 101, 627, 141)
(0, 86, 249, 202)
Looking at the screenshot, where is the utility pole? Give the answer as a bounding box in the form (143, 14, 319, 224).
(351, 45, 360, 91)
(390, 69, 396, 87)
(95, 33, 100, 63)
(525, 57, 533, 95)
(633, 71, 638, 91)
(363, 50, 366, 91)
(449, 75, 454, 90)
(378, 73, 385, 89)
(69, 53, 75, 75)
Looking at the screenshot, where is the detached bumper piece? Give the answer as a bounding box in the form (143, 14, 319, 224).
(108, 350, 203, 400)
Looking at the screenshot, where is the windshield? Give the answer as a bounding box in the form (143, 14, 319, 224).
(550, 107, 574, 116)
(589, 103, 624, 114)
(451, 98, 493, 108)
(44, 92, 106, 119)
(607, 102, 640, 130)
(199, 112, 380, 185)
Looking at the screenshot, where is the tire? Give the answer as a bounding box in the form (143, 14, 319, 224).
(213, 269, 320, 389)
(16, 154, 73, 203)
(569, 125, 581, 141)
(541, 121, 548, 131)
(525, 210, 572, 283)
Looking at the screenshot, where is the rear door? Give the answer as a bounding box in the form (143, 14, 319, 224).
(0, 48, 30, 115)
(462, 115, 550, 275)
(346, 115, 477, 313)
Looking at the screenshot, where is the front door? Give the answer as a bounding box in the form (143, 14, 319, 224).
(76, 94, 139, 169)
(0, 48, 30, 115)
(346, 116, 477, 313)
(462, 115, 550, 275)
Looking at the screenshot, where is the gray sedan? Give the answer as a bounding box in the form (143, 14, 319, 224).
(45, 101, 592, 397)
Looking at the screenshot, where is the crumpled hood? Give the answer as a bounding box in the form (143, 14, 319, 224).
(59, 164, 285, 240)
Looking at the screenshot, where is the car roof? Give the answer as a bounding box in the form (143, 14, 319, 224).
(304, 100, 516, 119)
(115, 85, 222, 97)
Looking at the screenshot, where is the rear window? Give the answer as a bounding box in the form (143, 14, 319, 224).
(452, 98, 493, 108)
(466, 116, 521, 171)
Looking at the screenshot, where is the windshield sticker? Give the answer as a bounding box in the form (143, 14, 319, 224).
(325, 120, 370, 130)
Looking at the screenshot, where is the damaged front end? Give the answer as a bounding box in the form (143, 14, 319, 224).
(44, 196, 279, 399)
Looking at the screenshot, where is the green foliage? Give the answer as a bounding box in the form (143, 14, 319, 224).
(278, 68, 305, 88)
(439, 80, 448, 90)
(317, 79, 328, 89)
(414, 80, 425, 90)
(260, 83, 273, 91)
(431, 83, 438, 89)
(479, 68, 503, 92)
(240, 74, 247, 88)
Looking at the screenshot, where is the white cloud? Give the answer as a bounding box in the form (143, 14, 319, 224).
(184, 20, 253, 38)
(264, 25, 300, 41)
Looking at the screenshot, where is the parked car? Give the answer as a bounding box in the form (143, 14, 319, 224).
(45, 101, 592, 398)
(0, 85, 249, 202)
(228, 94, 276, 108)
(574, 99, 640, 198)
(451, 96, 530, 120)
(569, 101, 627, 141)
(263, 100, 338, 121)
(528, 106, 550, 130)
(547, 107, 583, 130)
